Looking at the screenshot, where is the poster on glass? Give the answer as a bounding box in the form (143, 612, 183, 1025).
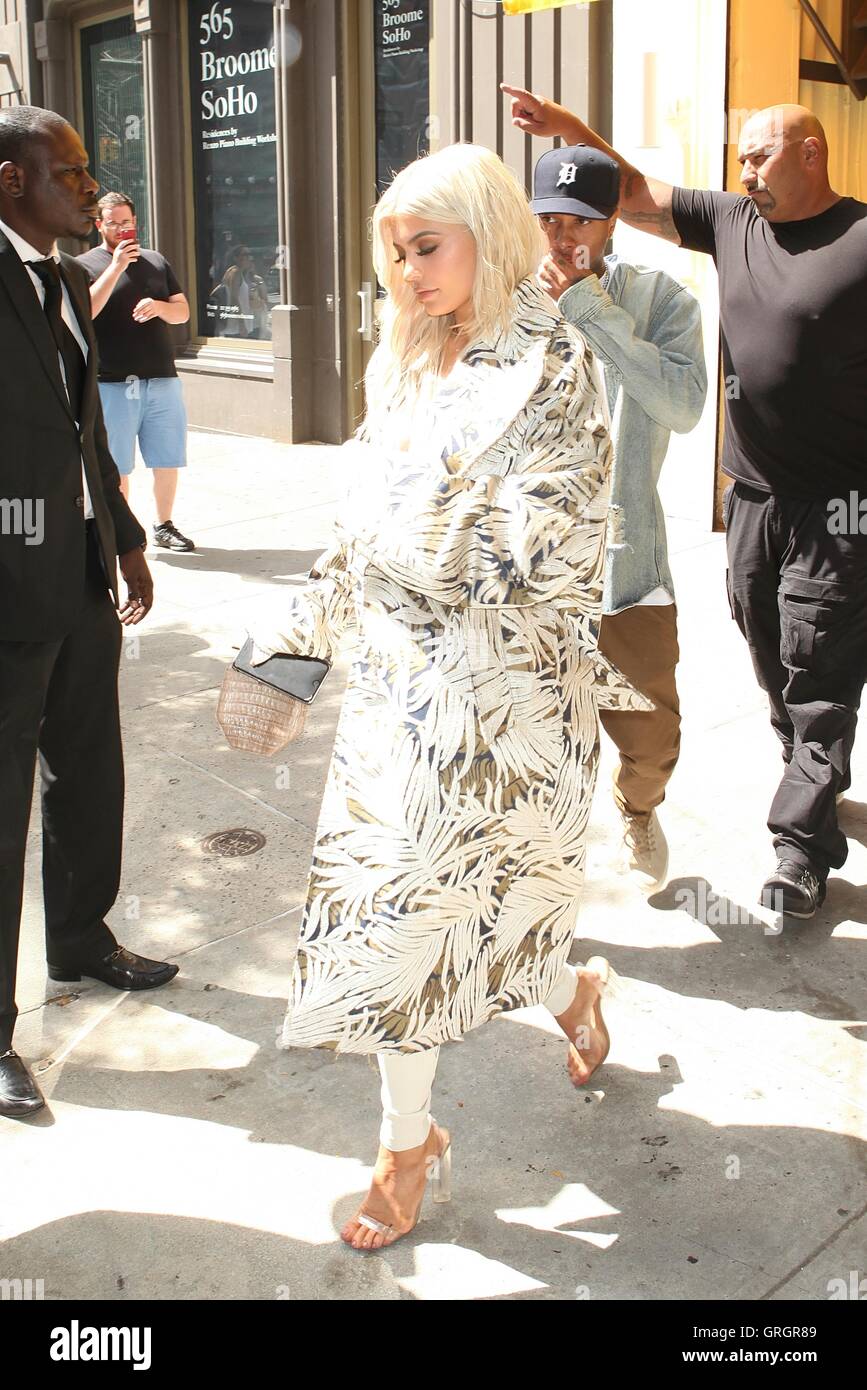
(189, 0, 280, 340)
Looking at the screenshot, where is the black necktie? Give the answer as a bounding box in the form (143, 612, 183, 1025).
(28, 258, 86, 423)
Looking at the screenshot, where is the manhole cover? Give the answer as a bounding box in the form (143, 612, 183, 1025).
(202, 828, 266, 857)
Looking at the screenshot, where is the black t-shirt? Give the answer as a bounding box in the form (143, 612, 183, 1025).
(671, 188, 867, 499)
(76, 246, 183, 382)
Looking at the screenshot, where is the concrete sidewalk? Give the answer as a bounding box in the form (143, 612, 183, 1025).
(2, 429, 865, 1302)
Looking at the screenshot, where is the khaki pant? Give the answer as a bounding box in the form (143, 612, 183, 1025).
(598, 604, 681, 816)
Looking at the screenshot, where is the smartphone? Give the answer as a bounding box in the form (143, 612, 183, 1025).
(117, 229, 139, 245)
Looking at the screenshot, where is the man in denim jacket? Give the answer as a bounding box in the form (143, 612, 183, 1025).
(534, 145, 707, 890)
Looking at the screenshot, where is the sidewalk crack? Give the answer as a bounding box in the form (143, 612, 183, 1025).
(757, 1199, 867, 1300)
(157, 747, 315, 831)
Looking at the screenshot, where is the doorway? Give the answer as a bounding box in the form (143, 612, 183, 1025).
(80, 14, 151, 248)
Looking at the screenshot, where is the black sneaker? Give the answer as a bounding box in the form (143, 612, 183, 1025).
(153, 520, 195, 552)
(760, 859, 827, 919)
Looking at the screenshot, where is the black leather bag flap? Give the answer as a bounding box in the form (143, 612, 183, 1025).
(232, 637, 330, 705)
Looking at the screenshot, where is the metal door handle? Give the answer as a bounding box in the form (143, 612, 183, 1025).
(357, 283, 373, 341)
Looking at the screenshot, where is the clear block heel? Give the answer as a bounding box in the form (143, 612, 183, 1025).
(430, 1137, 452, 1204)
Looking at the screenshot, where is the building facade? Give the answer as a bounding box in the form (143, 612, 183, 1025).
(2, 0, 610, 443)
(2, 0, 864, 526)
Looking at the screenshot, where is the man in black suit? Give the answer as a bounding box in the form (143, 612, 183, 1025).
(0, 107, 179, 1118)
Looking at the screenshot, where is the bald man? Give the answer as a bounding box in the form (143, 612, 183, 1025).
(503, 87, 867, 921)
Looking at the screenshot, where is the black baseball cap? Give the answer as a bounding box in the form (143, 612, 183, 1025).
(531, 144, 620, 220)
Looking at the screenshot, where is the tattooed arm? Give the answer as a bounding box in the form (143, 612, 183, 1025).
(618, 168, 680, 244)
(502, 83, 681, 245)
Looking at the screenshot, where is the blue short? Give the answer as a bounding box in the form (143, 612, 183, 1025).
(99, 377, 188, 476)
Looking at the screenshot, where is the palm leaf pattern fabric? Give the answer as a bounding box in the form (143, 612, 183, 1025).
(256, 278, 651, 1054)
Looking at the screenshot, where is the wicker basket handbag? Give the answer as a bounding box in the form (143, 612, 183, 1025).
(216, 639, 330, 756)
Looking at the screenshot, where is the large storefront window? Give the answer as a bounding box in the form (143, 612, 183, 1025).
(188, 0, 279, 341)
(81, 16, 150, 247)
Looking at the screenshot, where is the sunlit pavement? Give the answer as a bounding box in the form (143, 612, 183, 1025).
(3, 431, 865, 1301)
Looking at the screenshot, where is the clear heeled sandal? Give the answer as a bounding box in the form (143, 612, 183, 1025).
(351, 1122, 452, 1249)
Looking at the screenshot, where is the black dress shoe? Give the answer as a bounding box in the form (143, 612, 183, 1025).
(0, 1049, 46, 1117)
(47, 946, 179, 990)
(760, 859, 827, 919)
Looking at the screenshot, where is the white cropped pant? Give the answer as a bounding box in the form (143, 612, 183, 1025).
(377, 963, 578, 1151)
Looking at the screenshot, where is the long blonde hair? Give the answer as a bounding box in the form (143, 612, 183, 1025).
(364, 143, 545, 435)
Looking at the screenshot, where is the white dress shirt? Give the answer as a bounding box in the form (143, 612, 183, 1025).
(0, 217, 94, 519)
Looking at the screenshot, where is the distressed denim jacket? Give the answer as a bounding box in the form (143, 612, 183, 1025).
(559, 254, 707, 615)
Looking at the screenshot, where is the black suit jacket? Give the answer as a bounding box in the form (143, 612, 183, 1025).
(0, 230, 146, 641)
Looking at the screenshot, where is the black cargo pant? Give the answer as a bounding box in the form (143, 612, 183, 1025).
(724, 482, 867, 879)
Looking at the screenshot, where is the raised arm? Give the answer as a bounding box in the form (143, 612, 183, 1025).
(87, 237, 140, 316)
(501, 83, 680, 245)
(558, 278, 707, 434)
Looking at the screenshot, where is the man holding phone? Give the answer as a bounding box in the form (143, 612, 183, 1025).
(77, 192, 195, 552)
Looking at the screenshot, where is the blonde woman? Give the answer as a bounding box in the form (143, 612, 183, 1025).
(249, 144, 649, 1251)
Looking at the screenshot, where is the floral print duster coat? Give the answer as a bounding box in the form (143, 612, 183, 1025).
(256, 278, 649, 1054)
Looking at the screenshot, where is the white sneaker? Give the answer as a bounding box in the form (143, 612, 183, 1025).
(619, 807, 670, 892)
